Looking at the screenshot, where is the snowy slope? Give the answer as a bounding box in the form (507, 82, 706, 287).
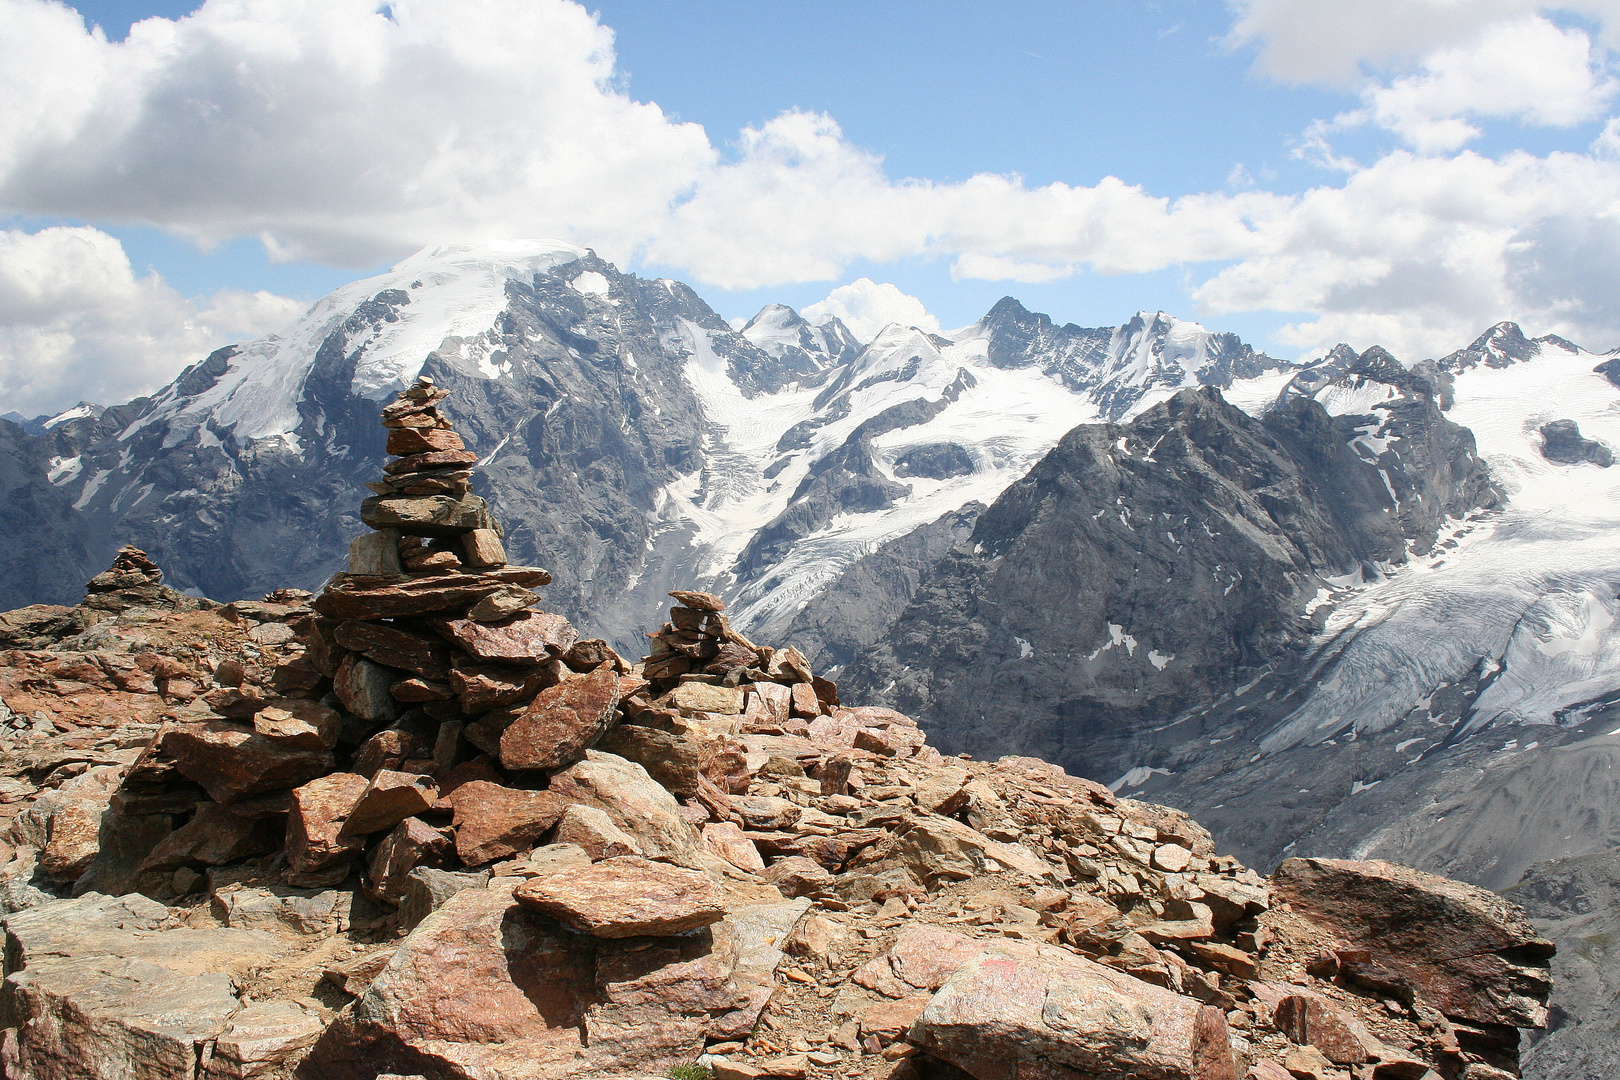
(1252, 329, 1620, 754)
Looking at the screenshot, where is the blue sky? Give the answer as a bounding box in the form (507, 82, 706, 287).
(4, 0, 1620, 413)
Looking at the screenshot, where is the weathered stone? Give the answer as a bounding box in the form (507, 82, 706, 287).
(366, 816, 454, 904)
(704, 821, 766, 873)
(461, 528, 507, 567)
(353, 728, 426, 778)
(914, 766, 971, 815)
(432, 609, 578, 664)
(333, 652, 401, 723)
(312, 568, 550, 620)
(548, 751, 700, 865)
(789, 681, 823, 719)
(467, 584, 537, 623)
(669, 589, 725, 611)
(382, 448, 479, 473)
(554, 803, 643, 860)
(597, 723, 717, 799)
(1274, 994, 1385, 1065)
(449, 659, 557, 711)
(500, 663, 622, 771)
(361, 493, 491, 537)
(286, 773, 370, 873)
(204, 1000, 325, 1080)
(252, 699, 341, 749)
(447, 780, 570, 865)
(390, 677, 454, 702)
(911, 940, 1231, 1080)
(881, 815, 1059, 886)
(1271, 857, 1553, 1028)
(348, 528, 405, 576)
(163, 720, 334, 803)
(886, 925, 989, 991)
(342, 770, 438, 837)
(1153, 842, 1193, 873)
(332, 621, 450, 680)
(396, 866, 491, 932)
(734, 795, 802, 831)
(861, 996, 930, 1044)
(666, 681, 743, 716)
(303, 880, 732, 1078)
(761, 855, 835, 898)
(514, 855, 726, 938)
(140, 802, 281, 871)
(385, 426, 465, 455)
(749, 681, 792, 724)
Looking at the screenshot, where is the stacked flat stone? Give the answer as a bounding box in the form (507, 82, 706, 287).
(107, 381, 640, 897)
(637, 590, 840, 730)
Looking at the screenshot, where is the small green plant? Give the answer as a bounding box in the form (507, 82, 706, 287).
(666, 1065, 713, 1080)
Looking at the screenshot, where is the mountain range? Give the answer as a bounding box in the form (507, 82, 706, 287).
(6, 240, 1619, 888)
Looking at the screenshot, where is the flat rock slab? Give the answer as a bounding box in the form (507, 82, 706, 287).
(342, 770, 438, 837)
(448, 780, 571, 866)
(163, 720, 334, 804)
(1271, 856, 1553, 1028)
(3, 893, 290, 1080)
(360, 493, 489, 538)
(333, 621, 451, 680)
(302, 881, 733, 1079)
(500, 663, 621, 771)
(514, 855, 726, 938)
(433, 610, 578, 665)
(911, 939, 1235, 1080)
(313, 568, 551, 621)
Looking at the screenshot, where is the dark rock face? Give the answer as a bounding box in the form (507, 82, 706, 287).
(0, 418, 96, 609)
(1540, 419, 1613, 466)
(842, 385, 1498, 787)
(1441, 321, 1582, 371)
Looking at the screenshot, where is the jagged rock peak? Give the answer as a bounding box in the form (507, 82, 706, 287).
(1441, 321, 1582, 371)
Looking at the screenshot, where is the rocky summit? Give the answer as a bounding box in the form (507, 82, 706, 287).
(0, 387, 1553, 1080)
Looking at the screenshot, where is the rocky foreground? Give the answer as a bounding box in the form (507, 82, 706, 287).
(0, 382, 1553, 1080)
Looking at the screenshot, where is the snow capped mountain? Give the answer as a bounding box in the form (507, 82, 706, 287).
(2, 242, 1295, 653)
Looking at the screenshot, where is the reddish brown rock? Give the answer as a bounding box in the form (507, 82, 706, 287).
(163, 720, 334, 804)
(385, 426, 465, 455)
(286, 773, 370, 873)
(390, 677, 454, 702)
(450, 661, 558, 712)
(342, 771, 439, 837)
(332, 622, 450, 680)
(788, 682, 823, 719)
(312, 568, 550, 621)
(432, 610, 578, 664)
(382, 448, 479, 474)
(366, 817, 454, 903)
(499, 663, 622, 771)
(447, 781, 571, 865)
(461, 528, 507, 567)
(1273, 995, 1383, 1066)
(251, 699, 340, 749)
(353, 728, 425, 778)
(140, 803, 281, 871)
(703, 821, 765, 873)
(553, 803, 642, 860)
(1271, 857, 1553, 1028)
(912, 941, 1228, 1080)
(668, 589, 725, 611)
(547, 752, 701, 865)
(361, 494, 492, 537)
(760, 855, 834, 898)
(514, 855, 725, 938)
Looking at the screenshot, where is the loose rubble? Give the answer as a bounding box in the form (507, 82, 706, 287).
(0, 380, 1552, 1080)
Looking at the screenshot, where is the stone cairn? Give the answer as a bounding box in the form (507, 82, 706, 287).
(109, 376, 852, 907)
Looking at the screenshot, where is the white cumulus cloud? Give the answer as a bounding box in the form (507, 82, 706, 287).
(0, 226, 303, 416)
(802, 278, 940, 343)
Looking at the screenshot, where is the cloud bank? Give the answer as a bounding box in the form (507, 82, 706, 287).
(1, 0, 1619, 414)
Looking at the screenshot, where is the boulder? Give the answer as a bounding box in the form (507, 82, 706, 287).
(547, 752, 700, 866)
(366, 816, 454, 904)
(461, 528, 507, 567)
(554, 804, 643, 860)
(341, 770, 438, 837)
(285, 773, 370, 873)
(333, 653, 401, 724)
(467, 585, 537, 622)
(1271, 857, 1553, 1028)
(302, 881, 733, 1078)
(598, 723, 717, 799)
(163, 720, 334, 803)
(666, 682, 743, 716)
(140, 802, 281, 872)
(911, 940, 1235, 1080)
(332, 621, 450, 680)
(432, 610, 578, 665)
(396, 867, 491, 932)
(251, 699, 341, 750)
(704, 821, 766, 873)
(514, 855, 727, 938)
(500, 663, 622, 771)
(204, 1000, 326, 1080)
(446, 781, 570, 865)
